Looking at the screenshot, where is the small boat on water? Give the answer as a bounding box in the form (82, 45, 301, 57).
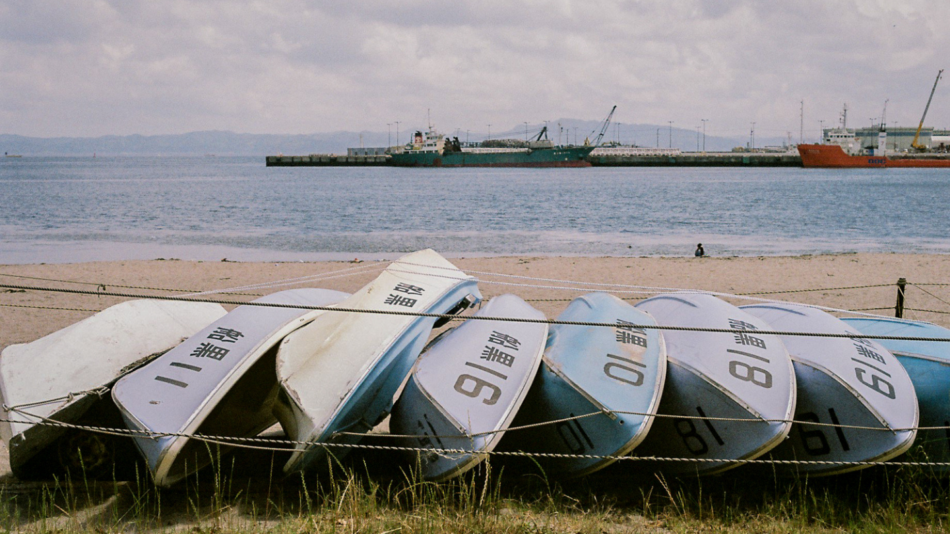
(500, 293, 667, 477)
(274, 249, 481, 474)
(112, 289, 349, 486)
(632, 293, 796, 475)
(0, 300, 226, 479)
(389, 294, 546, 481)
(743, 304, 918, 475)
(841, 316, 945, 468)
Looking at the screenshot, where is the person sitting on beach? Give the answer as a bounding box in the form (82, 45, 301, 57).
(695, 243, 705, 257)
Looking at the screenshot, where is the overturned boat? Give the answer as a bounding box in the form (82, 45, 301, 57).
(742, 304, 918, 474)
(112, 289, 349, 486)
(633, 293, 796, 475)
(0, 300, 226, 479)
(390, 294, 546, 480)
(501, 293, 667, 477)
(275, 249, 481, 474)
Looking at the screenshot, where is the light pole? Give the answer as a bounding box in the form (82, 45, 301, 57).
(701, 119, 707, 152)
(668, 121, 673, 149)
(395, 121, 401, 147)
(750, 122, 755, 151)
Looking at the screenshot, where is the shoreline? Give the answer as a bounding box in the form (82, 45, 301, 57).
(3, 240, 950, 266)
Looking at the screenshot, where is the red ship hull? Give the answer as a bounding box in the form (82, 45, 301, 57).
(798, 144, 950, 168)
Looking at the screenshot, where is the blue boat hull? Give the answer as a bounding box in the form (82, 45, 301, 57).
(842, 317, 950, 469)
(500, 293, 667, 477)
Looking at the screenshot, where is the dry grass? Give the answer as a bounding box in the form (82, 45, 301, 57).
(2, 444, 950, 533)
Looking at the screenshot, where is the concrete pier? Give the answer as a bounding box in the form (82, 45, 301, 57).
(266, 154, 390, 166)
(588, 152, 801, 166)
(265, 152, 803, 167)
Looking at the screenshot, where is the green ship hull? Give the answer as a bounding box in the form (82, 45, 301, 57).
(390, 146, 594, 167)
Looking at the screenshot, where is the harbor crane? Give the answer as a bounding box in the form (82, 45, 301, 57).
(879, 99, 888, 131)
(587, 105, 617, 146)
(911, 69, 943, 150)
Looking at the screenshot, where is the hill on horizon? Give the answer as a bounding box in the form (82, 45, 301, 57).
(1, 121, 792, 156)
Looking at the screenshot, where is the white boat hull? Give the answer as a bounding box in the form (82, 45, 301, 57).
(275, 249, 481, 474)
(0, 300, 226, 478)
(112, 289, 348, 486)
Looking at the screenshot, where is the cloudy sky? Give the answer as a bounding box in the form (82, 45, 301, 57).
(2, 0, 947, 139)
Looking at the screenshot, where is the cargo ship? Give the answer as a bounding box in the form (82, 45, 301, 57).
(800, 70, 950, 168)
(389, 127, 595, 168)
(798, 143, 950, 168)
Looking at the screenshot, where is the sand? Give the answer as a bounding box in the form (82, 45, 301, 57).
(2, 254, 948, 349)
(1, 253, 948, 480)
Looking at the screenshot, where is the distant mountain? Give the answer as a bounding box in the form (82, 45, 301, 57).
(0, 124, 792, 156)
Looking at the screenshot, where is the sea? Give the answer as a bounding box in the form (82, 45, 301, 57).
(2, 156, 949, 264)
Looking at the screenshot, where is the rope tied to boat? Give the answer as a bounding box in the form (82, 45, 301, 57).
(0, 414, 947, 468)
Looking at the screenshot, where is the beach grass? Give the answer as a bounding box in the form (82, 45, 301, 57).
(3, 444, 950, 533)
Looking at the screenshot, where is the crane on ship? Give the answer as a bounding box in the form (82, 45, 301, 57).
(911, 69, 943, 151)
(586, 105, 617, 146)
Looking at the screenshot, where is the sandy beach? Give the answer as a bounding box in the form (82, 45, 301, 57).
(1, 252, 948, 480)
(2, 253, 948, 349)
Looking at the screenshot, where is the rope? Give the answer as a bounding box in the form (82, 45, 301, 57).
(905, 308, 950, 316)
(0, 303, 101, 312)
(738, 283, 895, 296)
(3, 282, 949, 342)
(179, 262, 386, 297)
(0, 261, 386, 299)
(909, 283, 950, 309)
(384, 265, 913, 321)
(2, 415, 948, 468)
(2, 387, 109, 412)
(0, 272, 262, 296)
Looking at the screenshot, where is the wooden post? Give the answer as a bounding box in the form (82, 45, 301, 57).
(895, 278, 907, 318)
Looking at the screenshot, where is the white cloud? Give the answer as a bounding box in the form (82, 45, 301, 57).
(1, 0, 947, 137)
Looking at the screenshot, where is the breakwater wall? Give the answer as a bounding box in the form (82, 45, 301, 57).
(266, 154, 390, 166)
(266, 153, 803, 167)
(589, 153, 801, 166)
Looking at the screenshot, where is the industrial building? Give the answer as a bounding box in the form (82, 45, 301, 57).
(822, 126, 948, 153)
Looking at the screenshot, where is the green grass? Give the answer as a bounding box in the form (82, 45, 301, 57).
(3, 447, 950, 533)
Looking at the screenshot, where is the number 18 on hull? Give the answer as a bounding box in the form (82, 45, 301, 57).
(633, 294, 796, 475)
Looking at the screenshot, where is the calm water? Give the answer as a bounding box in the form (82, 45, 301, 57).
(1, 156, 948, 263)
